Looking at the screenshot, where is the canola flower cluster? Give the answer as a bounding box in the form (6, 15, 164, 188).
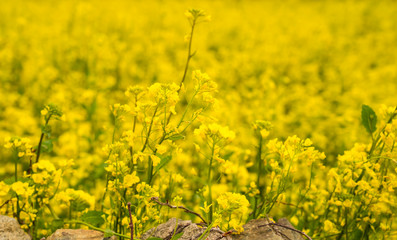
(0, 1, 396, 240)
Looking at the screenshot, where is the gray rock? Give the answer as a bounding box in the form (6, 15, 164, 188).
(45, 229, 115, 240)
(179, 224, 230, 240)
(141, 217, 307, 240)
(0, 215, 31, 240)
(141, 218, 192, 240)
(232, 218, 305, 240)
(141, 218, 230, 240)
(275, 218, 305, 240)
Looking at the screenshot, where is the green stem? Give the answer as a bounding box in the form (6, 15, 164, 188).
(101, 173, 109, 211)
(35, 114, 52, 164)
(133, 95, 138, 133)
(294, 162, 314, 214)
(67, 220, 132, 239)
(146, 18, 200, 166)
(14, 153, 18, 182)
(147, 156, 153, 184)
(171, 219, 179, 239)
(360, 224, 370, 240)
(267, 154, 293, 214)
(178, 19, 196, 93)
(198, 222, 214, 240)
(33, 197, 38, 240)
(178, 108, 202, 135)
(253, 135, 263, 218)
(141, 106, 158, 153)
(114, 201, 120, 233)
(207, 142, 215, 223)
(253, 198, 258, 220)
(176, 90, 198, 129)
(165, 18, 197, 126)
(140, 106, 159, 184)
(46, 204, 59, 219)
(345, 208, 348, 240)
(15, 196, 21, 224)
(13, 152, 22, 224)
(101, 119, 118, 211)
(69, 201, 73, 220)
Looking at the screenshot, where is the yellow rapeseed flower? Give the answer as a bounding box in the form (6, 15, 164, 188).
(123, 172, 140, 188)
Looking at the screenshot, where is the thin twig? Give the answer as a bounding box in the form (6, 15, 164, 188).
(150, 197, 207, 225)
(268, 222, 291, 240)
(258, 223, 313, 240)
(127, 202, 134, 240)
(0, 199, 10, 209)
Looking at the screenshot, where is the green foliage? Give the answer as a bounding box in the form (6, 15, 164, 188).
(41, 139, 53, 153)
(171, 232, 184, 240)
(81, 210, 107, 227)
(361, 105, 377, 134)
(167, 134, 185, 141)
(50, 219, 64, 232)
(153, 155, 172, 175)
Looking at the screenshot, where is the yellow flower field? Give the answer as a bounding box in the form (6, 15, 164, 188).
(0, 0, 396, 239)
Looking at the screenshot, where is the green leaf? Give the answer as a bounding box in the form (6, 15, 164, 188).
(71, 198, 90, 211)
(41, 139, 53, 153)
(168, 133, 185, 141)
(3, 177, 16, 185)
(351, 228, 364, 240)
(50, 219, 64, 232)
(154, 155, 172, 175)
(109, 196, 115, 209)
(171, 232, 184, 240)
(223, 151, 234, 160)
(361, 105, 377, 134)
(4, 177, 29, 185)
(81, 210, 107, 227)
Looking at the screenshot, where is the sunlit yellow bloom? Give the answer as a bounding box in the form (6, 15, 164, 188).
(123, 172, 140, 188)
(324, 220, 338, 233)
(150, 155, 161, 167)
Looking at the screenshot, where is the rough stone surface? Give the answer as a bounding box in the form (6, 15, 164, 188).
(45, 229, 115, 240)
(179, 224, 230, 240)
(0, 215, 308, 240)
(275, 218, 305, 240)
(0, 215, 31, 240)
(141, 218, 192, 240)
(141, 217, 306, 240)
(232, 218, 305, 240)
